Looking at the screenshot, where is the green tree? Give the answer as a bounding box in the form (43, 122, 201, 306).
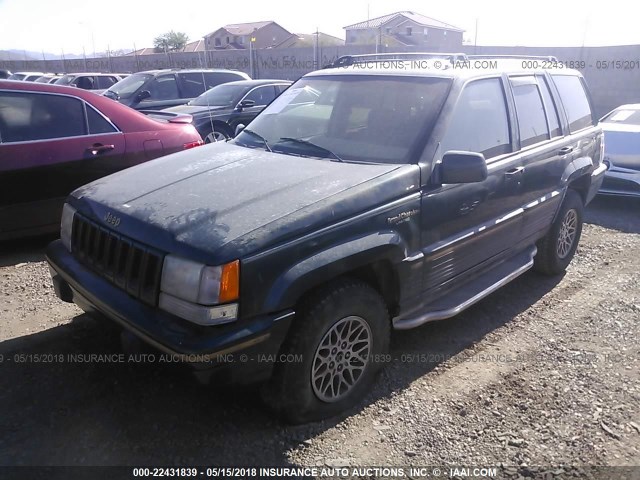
(153, 31, 189, 52)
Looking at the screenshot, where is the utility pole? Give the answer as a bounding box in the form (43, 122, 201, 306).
(474, 18, 479, 54)
(313, 28, 319, 69)
(249, 35, 255, 78)
(133, 43, 140, 72)
(107, 44, 113, 72)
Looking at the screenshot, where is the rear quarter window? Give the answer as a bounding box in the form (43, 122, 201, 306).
(552, 75, 594, 132)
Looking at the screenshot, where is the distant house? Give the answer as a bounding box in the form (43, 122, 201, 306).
(130, 47, 157, 56)
(344, 11, 464, 50)
(182, 39, 205, 53)
(275, 32, 344, 49)
(204, 21, 292, 50)
(130, 40, 204, 56)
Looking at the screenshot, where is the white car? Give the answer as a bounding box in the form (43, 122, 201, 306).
(599, 104, 640, 197)
(7, 71, 44, 82)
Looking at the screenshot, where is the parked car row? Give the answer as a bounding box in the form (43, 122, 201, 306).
(102, 68, 250, 110)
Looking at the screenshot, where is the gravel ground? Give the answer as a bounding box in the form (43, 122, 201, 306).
(0, 195, 638, 476)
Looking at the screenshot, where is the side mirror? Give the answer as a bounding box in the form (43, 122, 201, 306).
(440, 151, 488, 184)
(236, 99, 256, 110)
(235, 124, 246, 136)
(136, 90, 151, 103)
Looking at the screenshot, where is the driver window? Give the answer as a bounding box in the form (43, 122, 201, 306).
(440, 79, 511, 160)
(243, 86, 276, 106)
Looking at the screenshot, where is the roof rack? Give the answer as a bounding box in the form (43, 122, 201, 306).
(466, 55, 559, 62)
(325, 52, 469, 69)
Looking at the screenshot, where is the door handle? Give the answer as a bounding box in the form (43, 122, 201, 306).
(505, 166, 525, 176)
(558, 146, 574, 155)
(88, 144, 115, 155)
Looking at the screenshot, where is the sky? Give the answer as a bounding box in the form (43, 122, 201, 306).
(0, 0, 638, 55)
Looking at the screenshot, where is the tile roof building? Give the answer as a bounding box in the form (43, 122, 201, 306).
(344, 11, 464, 49)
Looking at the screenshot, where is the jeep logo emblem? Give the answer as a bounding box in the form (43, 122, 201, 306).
(104, 212, 121, 227)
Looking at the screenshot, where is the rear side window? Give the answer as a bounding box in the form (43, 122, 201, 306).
(537, 76, 561, 137)
(552, 75, 594, 132)
(203, 72, 246, 89)
(87, 106, 118, 134)
(440, 78, 511, 160)
(96, 76, 118, 89)
(0, 92, 86, 142)
(178, 73, 209, 98)
(510, 77, 549, 148)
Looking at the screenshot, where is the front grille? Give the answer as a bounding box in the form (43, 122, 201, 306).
(71, 214, 164, 305)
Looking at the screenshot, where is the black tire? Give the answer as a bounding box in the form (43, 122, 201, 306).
(534, 189, 584, 275)
(261, 278, 390, 424)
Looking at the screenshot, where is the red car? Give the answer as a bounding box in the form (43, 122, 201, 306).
(0, 80, 203, 240)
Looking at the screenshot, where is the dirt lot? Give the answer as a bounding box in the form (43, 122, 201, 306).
(0, 196, 638, 475)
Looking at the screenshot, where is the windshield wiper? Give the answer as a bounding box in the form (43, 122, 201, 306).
(241, 128, 272, 152)
(276, 137, 344, 162)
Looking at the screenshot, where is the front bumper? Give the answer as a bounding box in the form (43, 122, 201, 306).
(46, 240, 294, 383)
(599, 165, 640, 197)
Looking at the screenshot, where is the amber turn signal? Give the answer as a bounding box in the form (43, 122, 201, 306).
(219, 260, 240, 303)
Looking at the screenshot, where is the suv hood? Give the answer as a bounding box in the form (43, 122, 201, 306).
(71, 143, 419, 263)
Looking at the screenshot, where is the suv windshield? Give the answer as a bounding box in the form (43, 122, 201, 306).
(601, 108, 640, 126)
(233, 75, 451, 163)
(190, 84, 247, 107)
(104, 73, 153, 99)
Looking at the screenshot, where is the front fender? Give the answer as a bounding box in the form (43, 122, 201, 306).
(263, 232, 406, 313)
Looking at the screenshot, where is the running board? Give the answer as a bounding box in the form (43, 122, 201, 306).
(393, 246, 537, 330)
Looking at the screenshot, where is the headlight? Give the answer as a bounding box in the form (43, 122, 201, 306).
(159, 255, 240, 325)
(60, 204, 76, 252)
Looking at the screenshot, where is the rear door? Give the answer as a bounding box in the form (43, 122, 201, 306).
(507, 75, 566, 243)
(420, 77, 526, 298)
(0, 90, 125, 236)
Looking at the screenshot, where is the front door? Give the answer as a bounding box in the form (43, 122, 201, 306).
(420, 77, 525, 299)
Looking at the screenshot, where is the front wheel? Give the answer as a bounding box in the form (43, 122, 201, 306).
(534, 189, 584, 275)
(262, 278, 390, 424)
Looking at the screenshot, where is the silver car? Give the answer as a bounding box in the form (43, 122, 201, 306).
(599, 104, 640, 196)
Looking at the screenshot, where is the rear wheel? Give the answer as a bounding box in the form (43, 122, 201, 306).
(262, 278, 390, 424)
(534, 189, 584, 275)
